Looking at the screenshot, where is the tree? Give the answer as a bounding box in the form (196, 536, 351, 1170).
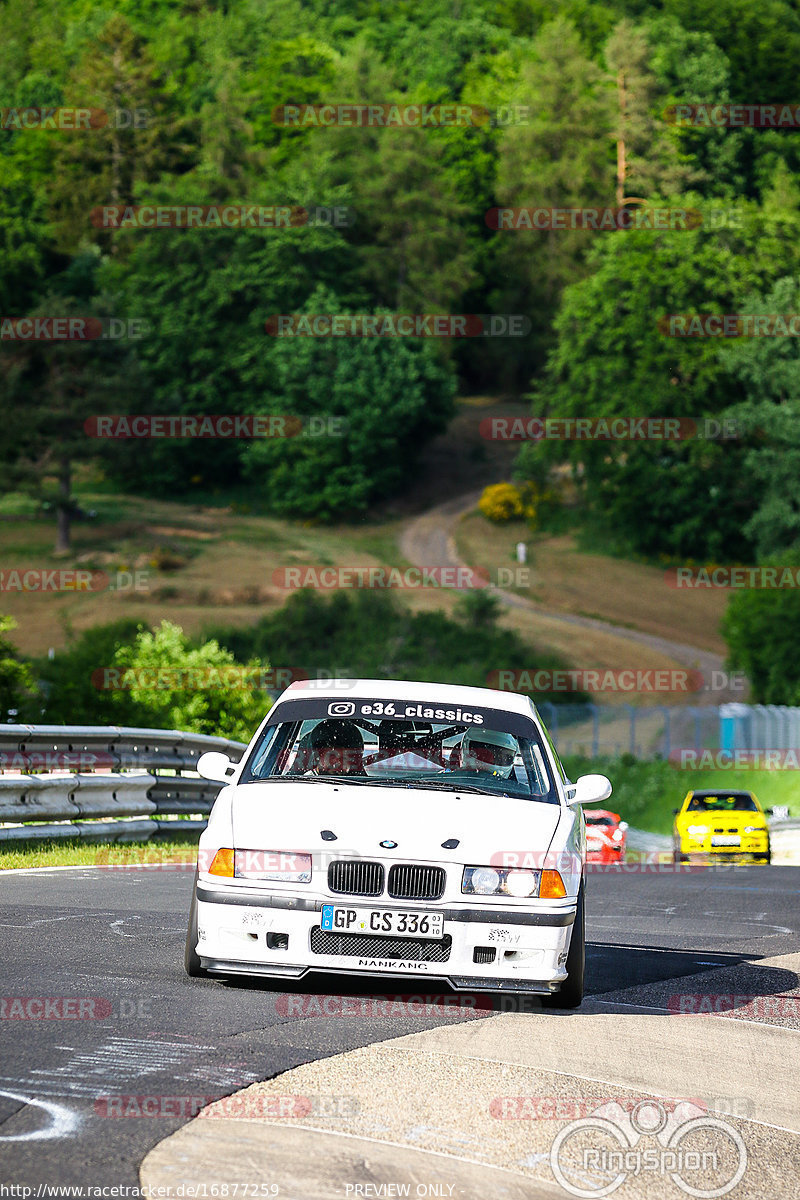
(243, 288, 457, 519)
(719, 276, 800, 557)
(722, 556, 800, 704)
(513, 213, 795, 558)
(34, 619, 151, 726)
(491, 17, 615, 375)
(643, 15, 742, 199)
(111, 621, 271, 741)
(605, 19, 702, 206)
(49, 14, 197, 253)
(0, 616, 35, 721)
(0, 291, 143, 552)
(98, 205, 363, 497)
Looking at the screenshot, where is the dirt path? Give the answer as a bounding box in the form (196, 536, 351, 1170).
(399, 492, 740, 705)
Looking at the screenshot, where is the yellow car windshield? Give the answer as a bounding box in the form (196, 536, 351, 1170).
(686, 793, 758, 813)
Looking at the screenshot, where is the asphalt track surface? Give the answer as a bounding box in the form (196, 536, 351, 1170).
(1, 865, 798, 1189)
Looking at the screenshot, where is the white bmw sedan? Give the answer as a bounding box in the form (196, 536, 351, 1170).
(185, 679, 611, 1006)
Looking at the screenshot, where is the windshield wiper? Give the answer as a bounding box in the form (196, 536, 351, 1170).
(413, 780, 506, 795)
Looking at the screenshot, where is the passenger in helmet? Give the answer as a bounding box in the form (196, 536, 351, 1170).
(308, 719, 365, 776)
(459, 728, 518, 778)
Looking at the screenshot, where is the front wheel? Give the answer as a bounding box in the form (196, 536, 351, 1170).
(544, 883, 585, 1009)
(184, 871, 207, 978)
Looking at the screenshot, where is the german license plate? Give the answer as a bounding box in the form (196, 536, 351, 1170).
(321, 905, 443, 939)
(711, 835, 741, 846)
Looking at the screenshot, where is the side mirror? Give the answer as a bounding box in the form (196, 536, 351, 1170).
(672, 808, 679, 815)
(568, 774, 612, 806)
(197, 751, 237, 783)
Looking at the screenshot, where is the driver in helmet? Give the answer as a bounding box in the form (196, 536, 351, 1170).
(307, 719, 365, 776)
(460, 728, 518, 778)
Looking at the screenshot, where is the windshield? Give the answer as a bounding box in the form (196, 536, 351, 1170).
(686, 793, 759, 813)
(241, 697, 559, 802)
(586, 815, 616, 826)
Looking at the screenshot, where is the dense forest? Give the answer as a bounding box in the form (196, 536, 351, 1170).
(2, 0, 800, 571)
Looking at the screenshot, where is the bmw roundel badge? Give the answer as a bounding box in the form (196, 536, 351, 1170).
(380, 839, 398, 849)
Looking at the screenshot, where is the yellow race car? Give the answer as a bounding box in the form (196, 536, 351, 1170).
(673, 789, 771, 864)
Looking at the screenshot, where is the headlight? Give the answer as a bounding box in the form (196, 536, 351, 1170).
(505, 869, 539, 898)
(686, 824, 708, 835)
(234, 849, 312, 883)
(463, 866, 503, 895)
(743, 825, 764, 834)
(462, 865, 565, 899)
(612, 828, 624, 842)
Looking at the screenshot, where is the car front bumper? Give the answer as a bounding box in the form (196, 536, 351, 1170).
(678, 835, 770, 861)
(194, 881, 576, 993)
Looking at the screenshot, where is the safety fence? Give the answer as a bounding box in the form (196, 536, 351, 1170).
(537, 701, 800, 761)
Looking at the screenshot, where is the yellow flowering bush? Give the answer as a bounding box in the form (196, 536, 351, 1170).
(478, 482, 547, 524)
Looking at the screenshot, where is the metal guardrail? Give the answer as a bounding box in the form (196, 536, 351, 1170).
(770, 818, 800, 864)
(0, 725, 247, 842)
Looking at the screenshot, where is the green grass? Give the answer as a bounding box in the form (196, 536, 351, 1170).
(564, 755, 800, 836)
(0, 837, 200, 871)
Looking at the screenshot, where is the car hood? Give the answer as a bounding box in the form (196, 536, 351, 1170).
(229, 780, 564, 864)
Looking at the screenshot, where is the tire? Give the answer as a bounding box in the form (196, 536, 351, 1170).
(184, 871, 207, 978)
(544, 883, 585, 1009)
